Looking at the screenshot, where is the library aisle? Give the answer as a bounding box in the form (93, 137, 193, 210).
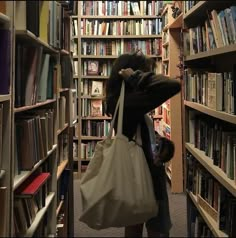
(73, 178, 187, 237)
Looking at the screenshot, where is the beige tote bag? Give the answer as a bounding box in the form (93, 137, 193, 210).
(79, 81, 158, 230)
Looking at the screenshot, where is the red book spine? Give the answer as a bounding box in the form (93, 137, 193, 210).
(21, 172, 50, 195)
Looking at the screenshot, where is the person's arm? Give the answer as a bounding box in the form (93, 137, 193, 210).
(118, 68, 181, 117)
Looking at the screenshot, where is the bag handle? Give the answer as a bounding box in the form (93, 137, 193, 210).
(108, 81, 125, 138)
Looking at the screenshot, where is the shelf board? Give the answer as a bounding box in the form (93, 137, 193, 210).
(56, 200, 64, 217)
(82, 116, 111, 120)
(183, 1, 207, 21)
(0, 170, 6, 179)
(81, 35, 162, 39)
(162, 41, 169, 47)
(14, 99, 57, 113)
(72, 119, 78, 125)
(185, 43, 236, 61)
(151, 115, 162, 120)
(57, 123, 69, 136)
(168, 13, 183, 29)
(60, 49, 70, 55)
(57, 159, 68, 180)
(81, 75, 109, 80)
(0, 94, 11, 102)
(81, 136, 106, 140)
(184, 101, 236, 125)
(59, 88, 69, 93)
(186, 143, 236, 197)
(14, 144, 57, 190)
(81, 15, 159, 19)
(183, 1, 233, 28)
(82, 54, 161, 59)
(81, 95, 105, 99)
(162, 58, 169, 62)
(0, 12, 10, 24)
(187, 191, 228, 237)
(15, 30, 58, 54)
(81, 55, 117, 59)
(24, 192, 55, 237)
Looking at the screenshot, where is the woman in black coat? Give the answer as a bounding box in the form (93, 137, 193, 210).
(105, 52, 181, 237)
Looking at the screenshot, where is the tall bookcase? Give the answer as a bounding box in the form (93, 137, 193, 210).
(73, 0, 164, 178)
(0, 1, 13, 237)
(183, 1, 236, 237)
(0, 1, 77, 237)
(158, 2, 184, 193)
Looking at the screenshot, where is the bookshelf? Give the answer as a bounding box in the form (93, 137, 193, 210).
(72, 1, 164, 177)
(0, 1, 77, 237)
(0, 1, 13, 237)
(158, 2, 184, 193)
(183, 1, 236, 237)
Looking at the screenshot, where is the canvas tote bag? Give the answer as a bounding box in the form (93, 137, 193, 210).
(79, 81, 158, 230)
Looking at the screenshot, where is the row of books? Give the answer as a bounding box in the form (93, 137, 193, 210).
(0, 105, 3, 170)
(80, 99, 104, 117)
(80, 60, 113, 77)
(185, 6, 236, 55)
(15, 1, 70, 50)
(15, 44, 57, 107)
(81, 18, 163, 36)
(80, 142, 97, 160)
(58, 134, 69, 165)
(186, 153, 236, 237)
(15, 43, 74, 108)
(183, 1, 199, 14)
(80, 0, 164, 16)
(82, 120, 111, 137)
(81, 38, 162, 56)
(81, 79, 104, 97)
(14, 172, 51, 236)
(58, 96, 67, 130)
(15, 110, 55, 173)
(188, 114, 236, 182)
(184, 68, 236, 115)
(0, 29, 10, 95)
(188, 201, 214, 237)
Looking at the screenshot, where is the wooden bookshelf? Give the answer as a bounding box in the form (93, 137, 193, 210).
(0, 1, 76, 236)
(160, 3, 184, 193)
(183, 1, 236, 236)
(74, 0, 164, 177)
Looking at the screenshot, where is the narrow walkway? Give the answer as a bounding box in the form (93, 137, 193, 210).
(73, 179, 187, 237)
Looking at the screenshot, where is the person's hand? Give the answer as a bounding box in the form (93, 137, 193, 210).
(119, 68, 134, 80)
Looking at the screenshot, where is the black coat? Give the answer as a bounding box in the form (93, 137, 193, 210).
(107, 72, 181, 200)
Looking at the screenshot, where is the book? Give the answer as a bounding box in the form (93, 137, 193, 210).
(0, 187, 7, 237)
(87, 60, 99, 75)
(37, 54, 50, 102)
(16, 172, 50, 197)
(91, 81, 103, 96)
(207, 72, 223, 111)
(0, 104, 3, 168)
(0, 29, 10, 95)
(91, 99, 103, 117)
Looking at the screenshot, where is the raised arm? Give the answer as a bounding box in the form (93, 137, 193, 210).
(120, 69, 181, 117)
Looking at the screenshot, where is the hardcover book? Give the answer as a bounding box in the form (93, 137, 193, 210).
(91, 99, 103, 117)
(91, 81, 103, 96)
(87, 60, 99, 75)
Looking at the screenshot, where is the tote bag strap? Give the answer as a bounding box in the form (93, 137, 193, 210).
(133, 124, 142, 146)
(108, 81, 125, 139)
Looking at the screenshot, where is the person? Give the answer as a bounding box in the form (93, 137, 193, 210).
(105, 51, 181, 237)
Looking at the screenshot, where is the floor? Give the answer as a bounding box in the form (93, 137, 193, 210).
(73, 178, 187, 237)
